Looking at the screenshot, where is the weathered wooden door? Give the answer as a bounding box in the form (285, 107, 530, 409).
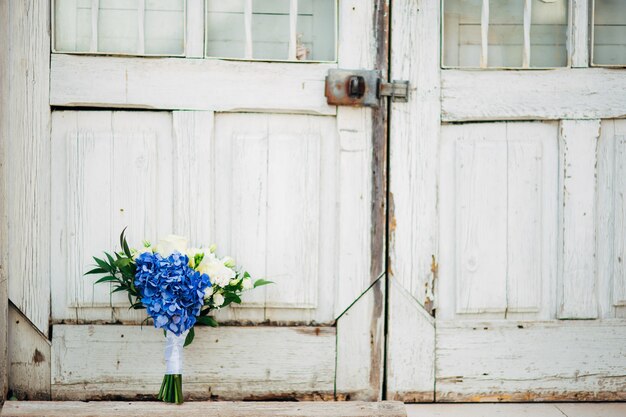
(45, 0, 386, 400)
(386, 0, 626, 401)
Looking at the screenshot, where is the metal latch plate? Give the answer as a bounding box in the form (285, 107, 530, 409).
(324, 69, 409, 107)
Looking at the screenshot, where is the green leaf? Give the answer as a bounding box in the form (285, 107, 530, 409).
(184, 327, 195, 347)
(110, 285, 128, 294)
(196, 315, 218, 327)
(105, 252, 116, 268)
(253, 279, 273, 288)
(120, 227, 132, 258)
(94, 275, 118, 284)
(85, 267, 108, 275)
(114, 257, 133, 268)
(93, 256, 112, 272)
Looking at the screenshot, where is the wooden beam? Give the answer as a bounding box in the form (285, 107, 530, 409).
(442, 69, 626, 121)
(571, 0, 590, 67)
(1, 401, 407, 417)
(50, 54, 335, 115)
(3, 0, 51, 337)
(8, 304, 51, 400)
(0, 0, 9, 403)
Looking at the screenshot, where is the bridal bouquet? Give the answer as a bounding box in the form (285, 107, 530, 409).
(86, 229, 270, 404)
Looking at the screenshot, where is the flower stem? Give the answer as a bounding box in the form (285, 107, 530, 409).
(157, 374, 183, 404)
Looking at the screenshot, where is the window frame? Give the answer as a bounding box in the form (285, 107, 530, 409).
(590, 0, 626, 67)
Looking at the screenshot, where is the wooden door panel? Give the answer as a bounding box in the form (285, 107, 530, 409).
(438, 122, 558, 321)
(51, 324, 335, 400)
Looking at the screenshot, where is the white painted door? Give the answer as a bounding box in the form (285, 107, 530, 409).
(387, 0, 626, 401)
(48, 0, 386, 401)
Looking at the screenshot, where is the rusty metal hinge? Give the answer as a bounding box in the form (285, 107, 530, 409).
(325, 69, 409, 108)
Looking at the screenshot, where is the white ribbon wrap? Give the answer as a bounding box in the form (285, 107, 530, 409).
(164, 330, 186, 375)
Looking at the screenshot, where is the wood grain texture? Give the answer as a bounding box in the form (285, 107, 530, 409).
(8, 304, 50, 400)
(336, 279, 385, 401)
(571, 0, 590, 67)
(438, 122, 558, 320)
(406, 403, 626, 417)
(385, 279, 435, 402)
(436, 320, 626, 401)
(558, 120, 601, 319)
(3, 0, 51, 337)
(1, 401, 407, 417)
(441, 69, 626, 121)
(185, 0, 204, 58)
(597, 119, 626, 317)
(388, 0, 441, 309)
(50, 54, 335, 114)
(333, 0, 384, 401)
(0, 0, 8, 401)
(51, 325, 335, 401)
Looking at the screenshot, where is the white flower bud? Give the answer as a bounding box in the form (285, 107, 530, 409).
(242, 277, 253, 290)
(212, 293, 225, 307)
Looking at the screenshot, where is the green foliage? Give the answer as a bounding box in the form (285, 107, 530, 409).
(85, 228, 142, 311)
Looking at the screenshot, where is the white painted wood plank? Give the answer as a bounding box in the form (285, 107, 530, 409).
(407, 403, 626, 417)
(1, 401, 407, 417)
(212, 113, 337, 324)
(611, 121, 626, 307)
(8, 304, 51, 400)
(0, 0, 9, 401)
(171, 111, 213, 243)
(455, 125, 508, 315)
(5, 0, 51, 336)
(480, 0, 489, 68)
(558, 120, 600, 319)
(571, 0, 590, 67)
(50, 54, 336, 115)
(336, 279, 385, 401)
(185, 0, 204, 58)
(51, 325, 336, 401)
(439, 122, 559, 320)
(388, 0, 441, 308)
(506, 123, 559, 317)
(441, 69, 626, 121)
(436, 320, 626, 401)
(598, 119, 626, 317)
(597, 119, 617, 318)
(385, 279, 434, 402)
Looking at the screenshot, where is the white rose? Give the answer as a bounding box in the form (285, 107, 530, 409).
(212, 293, 225, 307)
(197, 253, 236, 287)
(242, 277, 253, 290)
(186, 247, 204, 268)
(156, 235, 188, 257)
(203, 286, 213, 300)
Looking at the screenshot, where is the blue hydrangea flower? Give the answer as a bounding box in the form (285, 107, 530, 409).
(134, 251, 211, 336)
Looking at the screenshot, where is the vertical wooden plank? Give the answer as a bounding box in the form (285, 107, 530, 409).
(90, 0, 99, 52)
(558, 119, 601, 319)
(244, 0, 253, 59)
(0, 0, 8, 401)
(8, 304, 51, 400)
(171, 111, 214, 244)
(523, 0, 532, 68)
(137, 0, 145, 54)
(387, 0, 439, 399)
(334, 0, 383, 401)
(186, 0, 204, 57)
(480, 0, 489, 68)
(288, 0, 298, 60)
(571, 0, 590, 67)
(385, 279, 435, 402)
(389, 0, 441, 309)
(5, 0, 51, 336)
(608, 121, 626, 308)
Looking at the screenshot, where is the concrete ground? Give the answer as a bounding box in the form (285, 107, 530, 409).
(406, 403, 626, 417)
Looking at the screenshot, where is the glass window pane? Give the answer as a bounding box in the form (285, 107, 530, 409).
(205, 0, 336, 61)
(593, 0, 626, 66)
(53, 0, 184, 56)
(443, 0, 568, 68)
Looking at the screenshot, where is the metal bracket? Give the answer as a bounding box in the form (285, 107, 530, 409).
(325, 69, 409, 108)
